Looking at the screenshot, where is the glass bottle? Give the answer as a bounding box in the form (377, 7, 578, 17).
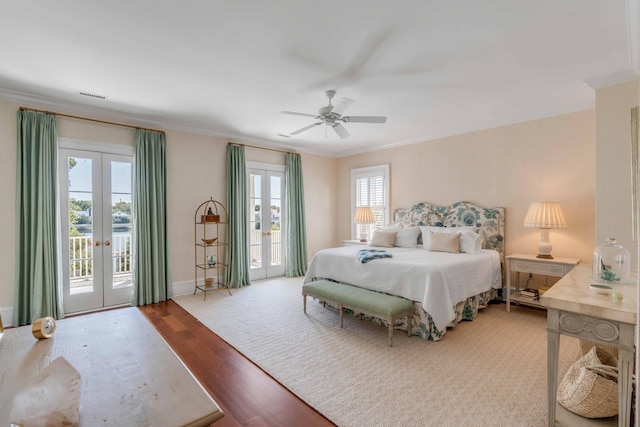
(592, 238, 630, 283)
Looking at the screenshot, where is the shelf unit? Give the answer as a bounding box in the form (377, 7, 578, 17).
(505, 253, 580, 311)
(194, 198, 231, 299)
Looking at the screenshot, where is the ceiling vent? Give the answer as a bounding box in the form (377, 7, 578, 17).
(77, 91, 108, 100)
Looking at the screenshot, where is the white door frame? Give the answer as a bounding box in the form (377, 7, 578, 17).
(247, 162, 286, 281)
(58, 139, 134, 313)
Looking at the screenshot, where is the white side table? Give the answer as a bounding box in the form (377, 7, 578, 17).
(505, 253, 581, 311)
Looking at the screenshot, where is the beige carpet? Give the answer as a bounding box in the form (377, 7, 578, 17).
(173, 277, 581, 427)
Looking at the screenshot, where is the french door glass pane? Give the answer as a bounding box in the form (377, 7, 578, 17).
(68, 157, 94, 294)
(270, 175, 282, 267)
(110, 161, 132, 289)
(249, 173, 262, 268)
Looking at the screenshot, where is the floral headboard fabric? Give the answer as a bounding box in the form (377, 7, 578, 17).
(393, 201, 505, 259)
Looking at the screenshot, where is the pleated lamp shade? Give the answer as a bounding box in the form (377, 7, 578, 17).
(523, 201, 567, 259)
(523, 202, 567, 229)
(353, 207, 375, 224)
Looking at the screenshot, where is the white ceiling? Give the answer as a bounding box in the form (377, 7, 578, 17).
(0, 1, 637, 157)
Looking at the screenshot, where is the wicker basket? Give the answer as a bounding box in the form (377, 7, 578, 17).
(579, 339, 618, 359)
(557, 346, 618, 418)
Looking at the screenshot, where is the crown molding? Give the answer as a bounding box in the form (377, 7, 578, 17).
(583, 69, 639, 90)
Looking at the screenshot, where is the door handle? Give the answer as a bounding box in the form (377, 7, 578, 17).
(104, 240, 111, 246)
(267, 232, 271, 236)
(262, 232, 267, 237)
(94, 241, 101, 246)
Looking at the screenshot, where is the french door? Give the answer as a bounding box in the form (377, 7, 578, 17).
(59, 148, 133, 313)
(248, 164, 285, 280)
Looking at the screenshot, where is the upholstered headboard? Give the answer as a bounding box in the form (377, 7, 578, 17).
(393, 201, 505, 260)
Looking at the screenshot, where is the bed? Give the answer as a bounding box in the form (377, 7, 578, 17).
(303, 201, 505, 341)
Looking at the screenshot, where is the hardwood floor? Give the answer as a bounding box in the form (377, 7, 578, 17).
(139, 300, 335, 427)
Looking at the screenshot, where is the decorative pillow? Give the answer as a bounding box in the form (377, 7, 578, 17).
(419, 226, 481, 254)
(424, 231, 460, 253)
(394, 226, 421, 248)
(377, 226, 421, 248)
(370, 231, 397, 248)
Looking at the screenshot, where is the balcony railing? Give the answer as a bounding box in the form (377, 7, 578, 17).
(69, 234, 133, 280)
(249, 229, 282, 268)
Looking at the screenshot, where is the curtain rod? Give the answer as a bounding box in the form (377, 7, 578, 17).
(19, 107, 165, 134)
(229, 142, 295, 155)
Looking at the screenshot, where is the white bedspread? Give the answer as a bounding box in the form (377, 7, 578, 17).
(304, 246, 502, 332)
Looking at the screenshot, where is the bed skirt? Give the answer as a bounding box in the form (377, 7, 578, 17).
(331, 288, 498, 342)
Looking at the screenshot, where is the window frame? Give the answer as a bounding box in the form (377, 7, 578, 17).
(350, 164, 390, 240)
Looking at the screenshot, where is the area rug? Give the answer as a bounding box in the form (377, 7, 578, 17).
(173, 277, 581, 427)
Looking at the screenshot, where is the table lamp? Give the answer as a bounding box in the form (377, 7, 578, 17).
(353, 207, 375, 242)
(523, 201, 567, 259)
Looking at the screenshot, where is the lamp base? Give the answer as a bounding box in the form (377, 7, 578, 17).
(536, 229, 554, 259)
(359, 231, 368, 242)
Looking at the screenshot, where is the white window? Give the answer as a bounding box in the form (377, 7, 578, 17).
(351, 165, 389, 240)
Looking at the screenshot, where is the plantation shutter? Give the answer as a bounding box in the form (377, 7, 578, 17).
(351, 165, 389, 240)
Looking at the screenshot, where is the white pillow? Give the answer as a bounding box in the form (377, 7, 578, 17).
(461, 231, 483, 254)
(378, 226, 421, 248)
(394, 226, 421, 248)
(425, 231, 460, 253)
(419, 226, 482, 254)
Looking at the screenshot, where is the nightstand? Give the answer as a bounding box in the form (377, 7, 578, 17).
(342, 240, 369, 247)
(505, 253, 581, 312)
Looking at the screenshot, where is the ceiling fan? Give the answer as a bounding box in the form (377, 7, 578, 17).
(280, 90, 387, 139)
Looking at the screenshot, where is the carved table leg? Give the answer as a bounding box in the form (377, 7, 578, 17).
(546, 308, 560, 427)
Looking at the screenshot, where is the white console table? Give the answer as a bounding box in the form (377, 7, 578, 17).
(540, 265, 637, 427)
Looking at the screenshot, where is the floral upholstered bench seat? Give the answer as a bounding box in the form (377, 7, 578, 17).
(302, 280, 413, 347)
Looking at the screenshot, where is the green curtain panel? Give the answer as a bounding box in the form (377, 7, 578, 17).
(13, 110, 62, 326)
(285, 153, 308, 277)
(226, 144, 251, 287)
(131, 129, 172, 305)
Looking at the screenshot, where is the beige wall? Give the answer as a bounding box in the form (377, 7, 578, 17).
(0, 100, 18, 317)
(336, 110, 597, 263)
(0, 98, 336, 318)
(595, 80, 639, 269)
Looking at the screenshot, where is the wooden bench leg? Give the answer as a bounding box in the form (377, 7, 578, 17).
(339, 305, 344, 328)
(303, 294, 307, 314)
(388, 319, 394, 347)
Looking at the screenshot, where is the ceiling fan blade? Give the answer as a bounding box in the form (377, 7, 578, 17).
(290, 122, 322, 135)
(343, 116, 387, 124)
(331, 97, 354, 116)
(280, 111, 320, 118)
(332, 123, 350, 139)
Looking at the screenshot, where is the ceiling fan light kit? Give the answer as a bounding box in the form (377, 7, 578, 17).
(281, 90, 387, 139)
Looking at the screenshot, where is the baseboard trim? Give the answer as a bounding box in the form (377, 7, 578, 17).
(172, 280, 195, 297)
(1, 306, 14, 328)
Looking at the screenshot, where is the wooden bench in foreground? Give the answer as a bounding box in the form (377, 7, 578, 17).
(302, 280, 414, 347)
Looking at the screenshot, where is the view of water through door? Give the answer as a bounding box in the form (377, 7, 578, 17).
(59, 148, 133, 313)
(248, 165, 285, 281)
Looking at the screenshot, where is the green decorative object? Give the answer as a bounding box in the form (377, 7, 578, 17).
(598, 259, 620, 282)
(592, 238, 630, 283)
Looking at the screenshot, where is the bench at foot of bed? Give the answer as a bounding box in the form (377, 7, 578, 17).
(302, 280, 414, 347)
